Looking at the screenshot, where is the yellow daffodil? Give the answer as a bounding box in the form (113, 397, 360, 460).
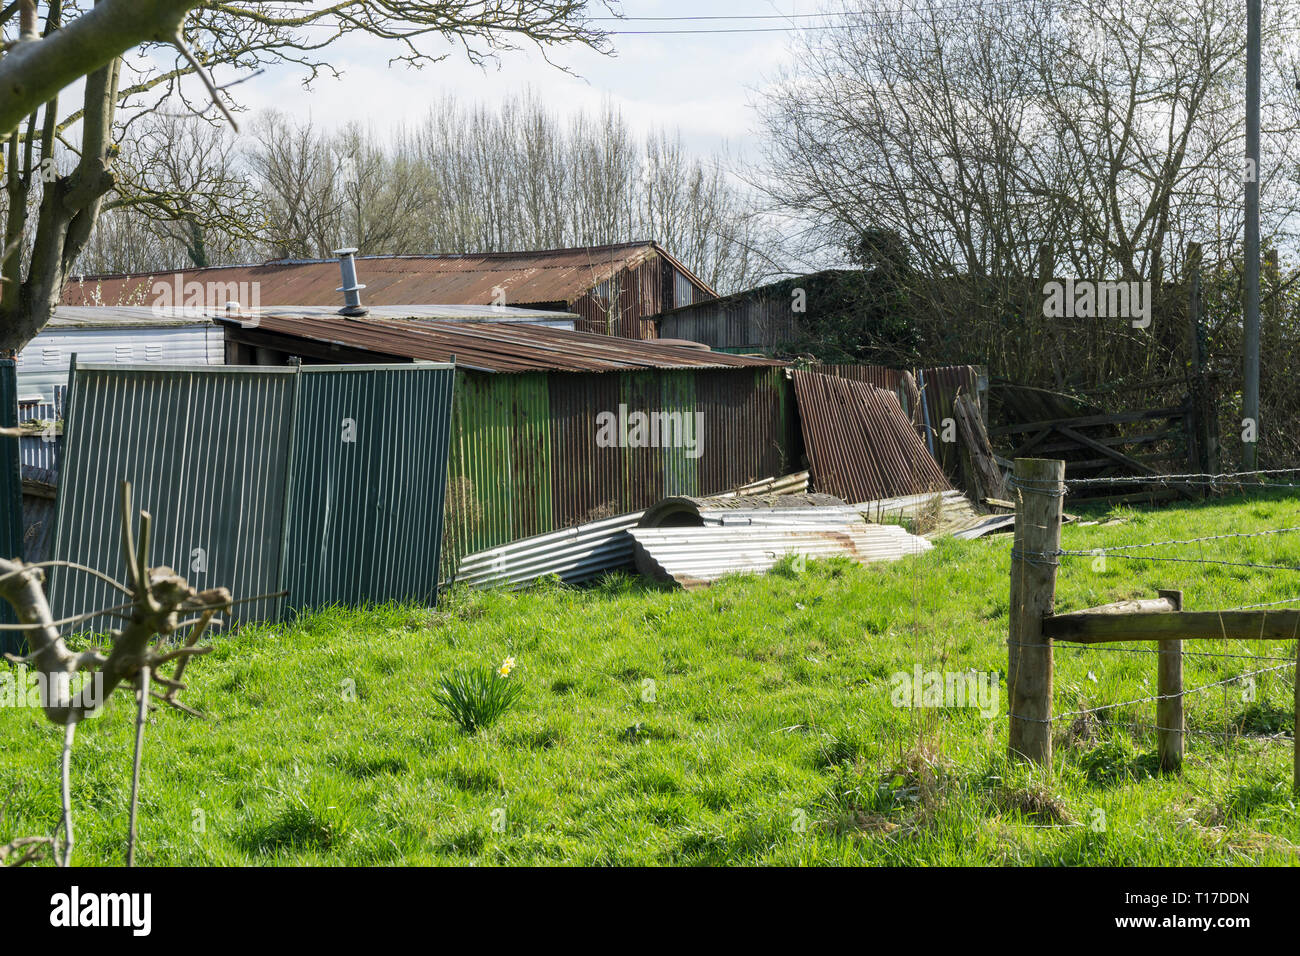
(499, 656, 516, 677)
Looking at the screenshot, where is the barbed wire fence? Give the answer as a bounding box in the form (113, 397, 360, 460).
(1005, 463, 1300, 785)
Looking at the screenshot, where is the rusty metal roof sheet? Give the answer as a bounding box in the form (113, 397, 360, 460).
(219, 312, 786, 374)
(791, 369, 952, 501)
(47, 303, 577, 328)
(63, 242, 716, 308)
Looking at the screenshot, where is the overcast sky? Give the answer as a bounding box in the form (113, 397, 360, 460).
(231, 2, 819, 161)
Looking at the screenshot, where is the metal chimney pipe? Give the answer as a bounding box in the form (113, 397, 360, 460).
(334, 247, 369, 317)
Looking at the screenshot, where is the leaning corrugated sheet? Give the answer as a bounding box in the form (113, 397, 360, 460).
(281, 364, 454, 608)
(0, 360, 22, 653)
(628, 524, 933, 589)
(816, 365, 923, 425)
(454, 472, 813, 589)
(915, 365, 983, 475)
(51, 363, 295, 629)
(814, 365, 988, 482)
(50, 361, 455, 630)
(791, 370, 951, 502)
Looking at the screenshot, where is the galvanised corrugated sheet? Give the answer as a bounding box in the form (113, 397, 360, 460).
(51, 364, 297, 629)
(50, 361, 455, 627)
(915, 365, 982, 475)
(441, 365, 795, 579)
(0, 360, 23, 653)
(282, 365, 455, 608)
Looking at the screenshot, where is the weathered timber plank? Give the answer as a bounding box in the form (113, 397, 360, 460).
(1045, 609, 1300, 644)
(990, 406, 1189, 437)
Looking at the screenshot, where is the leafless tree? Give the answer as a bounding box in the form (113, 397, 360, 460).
(1, 1, 613, 353)
(755, 0, 1300, 388)
(241, 94, 773, 292)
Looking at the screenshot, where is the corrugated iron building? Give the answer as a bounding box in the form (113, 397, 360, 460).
(218, 315, 796, 579)
(64, 242, 715, 341)
(656, 271, 886, 352)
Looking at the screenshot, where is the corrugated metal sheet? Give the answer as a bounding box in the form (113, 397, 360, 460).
(51, 364, 297, 628)
(456, 511, 646, 589)
(443, 365, 796, 576)
(219, 313, 782, 374)
(915, 365, 983, 473)
(453, 471, 814, 590)
(791, 369, 951, 501)
(628, 523, 934, 589)
(64, 242, 717, 319)
(640, 492, 850, 526)
(0, 360, 22, 652)
(817, 365, 922, 424)
(50, 361, 455, 628)
(658, 289, 802, 351)
(281, 365, 454, 608)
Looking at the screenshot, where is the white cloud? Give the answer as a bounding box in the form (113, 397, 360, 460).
(230, 3, 806, 160)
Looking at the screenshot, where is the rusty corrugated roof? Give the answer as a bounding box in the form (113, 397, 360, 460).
(219, 312, 785, 374)
(64, 242, 716, 309)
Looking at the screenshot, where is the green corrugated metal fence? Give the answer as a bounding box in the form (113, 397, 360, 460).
(282, 364, 455, 608)
(50, 361, 454, 628)
(441, 365, 794, 582)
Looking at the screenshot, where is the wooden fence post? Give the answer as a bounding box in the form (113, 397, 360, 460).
(1008, 458, 1065, 765)
(1156, 589, 1184, 772)
(1185, 242, 1219, 474)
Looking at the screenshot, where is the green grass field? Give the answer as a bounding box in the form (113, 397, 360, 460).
(3, 492, 1300, 865)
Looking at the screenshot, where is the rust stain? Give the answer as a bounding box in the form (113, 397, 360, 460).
(791, 369, 952, 501)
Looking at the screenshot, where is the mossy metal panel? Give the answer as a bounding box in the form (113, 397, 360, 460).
(51, 364, 296, 628)
(281, 364, 455, 609)
(440, 365, 796, 581)
(442, 371, 553, 574)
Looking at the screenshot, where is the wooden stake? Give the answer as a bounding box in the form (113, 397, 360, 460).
(1008, 458, 1064, 765)
(1156, 590, 1184, 773)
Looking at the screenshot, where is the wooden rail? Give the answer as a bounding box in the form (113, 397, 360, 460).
(1009, 458, 1299, 786)
(1044, 609, 1300, 644)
